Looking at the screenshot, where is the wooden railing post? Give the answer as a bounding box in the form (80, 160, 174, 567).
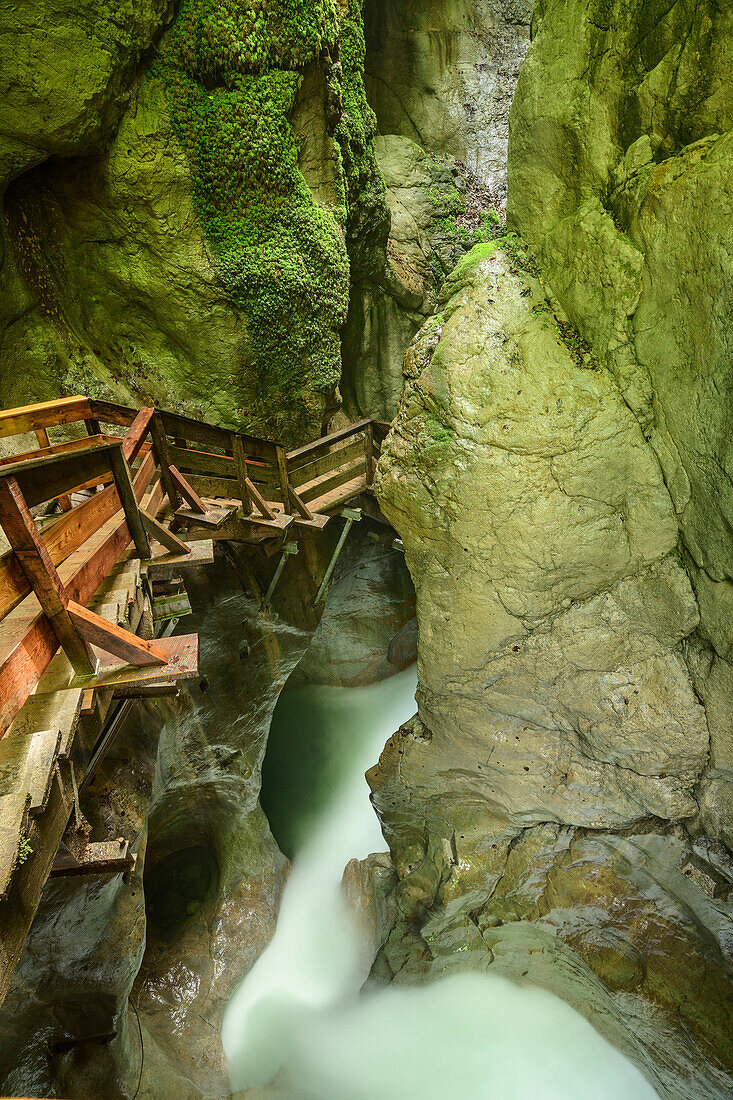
(232, 433, 253, 516)
(364, 421, 375, 488)
(274, 444, 290, 513)
(149, 412, 180, 510)
(108, 447, 151, 560)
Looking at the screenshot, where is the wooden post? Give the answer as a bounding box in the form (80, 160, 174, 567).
(149, 413, 180, 509)
(108, 447, 151, 560)
(364, 421, 375, 488)
(85, 417, 102, 436)
(121, 406, 154, 464)
(274, 444, 290, 512)
(315, 507, 361, 604)
(0, 476, 96, 674)
(232, 434, 253, 516)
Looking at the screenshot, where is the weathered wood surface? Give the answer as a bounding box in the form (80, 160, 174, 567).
(0, 396, 92, 439)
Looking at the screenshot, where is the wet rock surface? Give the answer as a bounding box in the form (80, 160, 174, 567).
(371, 247, 733, 1097)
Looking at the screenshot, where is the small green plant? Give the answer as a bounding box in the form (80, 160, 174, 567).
(18, 837, 33, 865)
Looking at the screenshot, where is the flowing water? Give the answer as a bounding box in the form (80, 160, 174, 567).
(222, 666, 660, 1100)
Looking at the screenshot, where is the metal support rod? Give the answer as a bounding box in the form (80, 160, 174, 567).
(261, 541, 299, 610)
(314, 508, 361, 605)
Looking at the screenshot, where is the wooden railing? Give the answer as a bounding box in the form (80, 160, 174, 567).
(0, 397, 393, 730)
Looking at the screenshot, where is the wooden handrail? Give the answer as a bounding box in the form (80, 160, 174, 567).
(0, 396, 92, 439)
(287, 418, 372, 465)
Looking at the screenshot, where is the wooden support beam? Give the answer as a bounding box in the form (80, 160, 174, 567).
(232, 433, 253, 515)
(244, 476, 276, 521)
(261, 541, 299, 610)
(0, 477, 96, 674)
(287, 484, 315, 522)
(274, 444, 290, 508)
(140, 510, 190, 555)
(108, 447, 150, 560)
(66, 601, 168, 667)
(314, 508, 361, 604)
(149, 412, 180, 509)
(168, 465, 208, 515)
(85, 418, 102, 436)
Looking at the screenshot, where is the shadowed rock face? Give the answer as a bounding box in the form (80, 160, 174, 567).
(341, 0, 534, 423)
(371, 246, 733, 1096)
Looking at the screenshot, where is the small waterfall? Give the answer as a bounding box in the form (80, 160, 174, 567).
(222, 667, 659, 1100)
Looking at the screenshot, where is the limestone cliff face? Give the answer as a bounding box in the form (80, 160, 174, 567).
(370, 0, 733, 1093)
(508, 0, 733, 847)
(341, 0, 533, 422)
(0, 0, 388, 444)
(373, 242, 733, 1100)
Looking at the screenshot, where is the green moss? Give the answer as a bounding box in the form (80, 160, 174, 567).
(155, 0, 386, 440)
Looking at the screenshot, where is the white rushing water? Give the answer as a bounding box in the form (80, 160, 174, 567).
(222, 666, 659, 1100)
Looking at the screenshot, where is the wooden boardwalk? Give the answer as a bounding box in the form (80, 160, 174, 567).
(0, 396, 390, 1006)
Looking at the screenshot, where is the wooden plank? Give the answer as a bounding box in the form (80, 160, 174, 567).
(287, 419, 371, 467)
(182, 511, 293, 541)
(0, 790, 31, 899)
(108, 448, 150, 559)
(50, 837, 135, 878)
(87, 398, 139, 428)
(6, 688, 83, 758)
(0, 477, 96, 674)
(169, 444, 237, 479)
(69, 633, 198, 690)
(297, 456, 365, 505)
(0, 434, 114, 471)
(66, 600, 168, 667)
(159, 409, 279, 462)
(0, 396, 92, 440)
(2, 442, 119, 510)
(168, 465, 208, 514)
(308, 472, 367, 514)
(34, 428, 71, 511)
(143, 540, 213, 580)
(184, 472, 241, 499)
(288, 438, 364, 487)
(140, 510, 190, 554)
(121, 407, 154, 464)
(174, 503, 234, 529)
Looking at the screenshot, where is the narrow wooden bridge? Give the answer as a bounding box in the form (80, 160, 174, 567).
(0, 395, 391, 1005)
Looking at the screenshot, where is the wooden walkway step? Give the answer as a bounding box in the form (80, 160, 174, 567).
(309, 473, 368, 515)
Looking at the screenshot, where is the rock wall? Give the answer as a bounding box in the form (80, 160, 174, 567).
(0, 0, 388, 444)
(341, 0, 533, 423)
(372, 168, 733, 1100)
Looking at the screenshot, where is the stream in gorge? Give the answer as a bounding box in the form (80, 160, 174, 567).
(221, 667, 661, 1100)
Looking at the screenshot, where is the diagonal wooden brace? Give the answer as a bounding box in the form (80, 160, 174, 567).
(66, 601, 169, 668)
(0, 476, 96, 674)
(169, 465, 209, 515)
(140, 509, 190, 555)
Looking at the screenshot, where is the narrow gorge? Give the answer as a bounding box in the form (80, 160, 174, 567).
(0, 1, 730, 1099)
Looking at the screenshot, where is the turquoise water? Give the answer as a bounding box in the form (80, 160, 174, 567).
(222, 667, 659, 1100)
